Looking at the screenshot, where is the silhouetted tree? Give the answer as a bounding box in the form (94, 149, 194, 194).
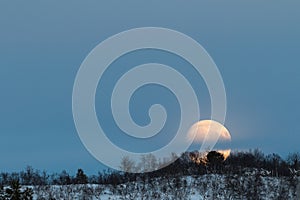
(137, 154, 158, 172)
(207, 151, 224, 172)
(287, 152, 300, 171)
(20, 166, 34, 185)
(75, 169, 88, 184)
(59, 170, 71, 185)
(6, 180, 22, 200)
(5, 180, 33, 200)
(0, 173, 9, 186)
(266, 153, 282, 177)
(40, 170, 49, 185)
(120, 156, 136, 173)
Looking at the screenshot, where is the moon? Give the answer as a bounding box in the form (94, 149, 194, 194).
(187, 120, 231, 159)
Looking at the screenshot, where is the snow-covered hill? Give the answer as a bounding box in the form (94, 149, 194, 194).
(31, 174, 299, 200)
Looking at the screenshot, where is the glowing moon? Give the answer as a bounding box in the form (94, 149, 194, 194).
(188, 120, 231, 142)
(187, 120, 231, 159)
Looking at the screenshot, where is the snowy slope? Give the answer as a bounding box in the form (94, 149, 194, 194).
(30, 174, 299, 200)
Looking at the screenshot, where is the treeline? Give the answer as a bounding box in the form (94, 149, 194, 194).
(165, 149, 300, 177)
(117, 149, 300, 184)
(0, 150, 299, 186)
(0, 168, 91, 186)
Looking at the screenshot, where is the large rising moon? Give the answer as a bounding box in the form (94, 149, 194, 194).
(188, 120, 231, 142)
(187, 120, 231, 159)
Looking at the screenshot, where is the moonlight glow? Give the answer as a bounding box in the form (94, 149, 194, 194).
(188, 120, 231, 142)
(188, 120, 231, 159)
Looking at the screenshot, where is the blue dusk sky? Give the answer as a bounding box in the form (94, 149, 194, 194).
(0, 1, 299, 175)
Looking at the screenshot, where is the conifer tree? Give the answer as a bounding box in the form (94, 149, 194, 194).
(75, 169, 88, 184)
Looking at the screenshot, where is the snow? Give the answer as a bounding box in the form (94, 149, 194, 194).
(27, 174, 299, 200)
